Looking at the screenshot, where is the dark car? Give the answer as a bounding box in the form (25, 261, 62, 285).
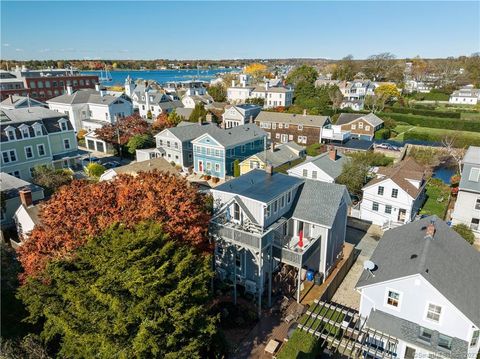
(103, 161, 121, 169)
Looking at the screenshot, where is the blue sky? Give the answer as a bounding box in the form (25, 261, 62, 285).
(1, 1, 479, 60)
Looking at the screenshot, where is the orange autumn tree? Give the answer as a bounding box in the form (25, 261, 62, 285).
(17, 171, 211, 281)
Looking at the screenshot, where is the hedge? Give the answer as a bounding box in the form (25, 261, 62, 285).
(383, 106, 461, 119)
(378, 112, 480, 132)
(403, 130, 480, 147)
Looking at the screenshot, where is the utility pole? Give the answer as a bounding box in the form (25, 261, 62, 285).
(116, 127, 122, 160)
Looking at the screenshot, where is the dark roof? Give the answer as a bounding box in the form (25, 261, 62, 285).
(291, 180, 349, 227)
(335, 139, 373, 151)
(367, 310, 468, 358)
(213, 170, 304, 203)
(308, 151, 348, 180)
(0, 172, 43, 200)
(356, 216, 480, 327)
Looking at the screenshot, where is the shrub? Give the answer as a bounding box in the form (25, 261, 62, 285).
(204, 175, 211, 180)
(375, 128, 391, 140)
(379, 112, 480, 132)
(84, 162, 106, 179)
(306, 143, 324, 156)
(404, 130, 480, 147)
(233, 160, 240, 177)
(211, 177, 219, 184)
(452, 224, 476, 245)
(383, 106, 461, 119)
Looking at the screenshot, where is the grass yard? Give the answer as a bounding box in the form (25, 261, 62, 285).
(420, 179, 450, 219)
(276, 329, 320, 359)
(274, 157, 305, 174)
(392, 125, 480, 145)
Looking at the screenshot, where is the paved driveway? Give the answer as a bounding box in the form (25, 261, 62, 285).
(331, 226, 380, 309)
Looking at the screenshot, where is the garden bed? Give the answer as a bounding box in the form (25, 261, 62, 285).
(420, 179, 451, 219)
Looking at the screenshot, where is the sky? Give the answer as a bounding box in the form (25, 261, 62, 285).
(1, 1, 479, 60)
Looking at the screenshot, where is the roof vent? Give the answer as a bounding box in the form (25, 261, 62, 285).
(410, 254, 418, 259)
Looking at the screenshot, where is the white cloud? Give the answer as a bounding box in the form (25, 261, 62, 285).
(39, 48, 51, 53)
(3, 43, 10, 47)
(15, 48, 23, 52)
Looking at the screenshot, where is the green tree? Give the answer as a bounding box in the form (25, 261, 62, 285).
(147, 110, 153, 120)
(332, 55, 356, 81)
(452, 224, 475, 245)
(233, 159, 240, 177)
(31, 166, 73, 195)
(245, 97, 265, 106)
(18, 222, 218, 358)
(84, 162, 106, 179)
(189, 103, 208, 123)
(127, 133, 155, 154)
(208, 83, 227, 102)
(374, 83, 400, 103)
(286, 65, 318, 86)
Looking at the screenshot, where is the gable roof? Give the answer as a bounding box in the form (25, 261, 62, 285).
(336, 112, 384, 127)
(363, 157, 425, 198)
(0, 95, 47, 110)
(245, 142, 304, 168)
(356, 216, 480, 327)
(157, 122, 218, 143)
(291, 180, 349, 227)
(0, 172, 43, 200)
(196, 124, 267, 148)
(47, 89, 128, 106)
(255, 111, 330, 128)
(294, 151, 347, 180)
(110, 157, 179, 177)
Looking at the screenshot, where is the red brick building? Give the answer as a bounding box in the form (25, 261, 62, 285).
(0, 68, 98, 102)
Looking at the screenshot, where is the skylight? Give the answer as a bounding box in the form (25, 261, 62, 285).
(469, 167, 480, 182)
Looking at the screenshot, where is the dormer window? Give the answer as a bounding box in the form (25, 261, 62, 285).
(33, 123, 43, 137)
(5, 127, 16, 141)
(233, 203, 240, 221)
(58, 119, 68, 131)
(20, 125, 30, 139)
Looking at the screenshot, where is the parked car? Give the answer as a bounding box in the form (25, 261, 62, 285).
(103, 161, 121, 169)
(81, 156, 101, 166)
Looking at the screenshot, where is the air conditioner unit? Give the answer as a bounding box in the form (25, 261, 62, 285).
(217, 268, 227, 281)
(245, 280, 257, 295)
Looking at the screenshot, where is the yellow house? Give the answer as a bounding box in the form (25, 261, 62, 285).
(239, 142, 305, 175)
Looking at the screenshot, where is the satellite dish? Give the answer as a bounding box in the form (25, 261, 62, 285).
(363, 260, 375, 271)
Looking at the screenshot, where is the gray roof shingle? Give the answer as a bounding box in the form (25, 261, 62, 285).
(356, 216, 480, 327)
(255, 111, 330, 128)
(336, 112, 384, 127)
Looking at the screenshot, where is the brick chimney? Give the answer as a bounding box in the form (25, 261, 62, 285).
(19, 188, 33, 207)
(265, 163, 273, 175)
(329, 145, 337, 161)
(425, 221, 436, 239)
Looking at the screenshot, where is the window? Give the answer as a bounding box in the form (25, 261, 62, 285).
(167, 141, 171, 148)
(378, 186, 384, 195)
(303, 169, 308, 177)
(358, 122, 363, 129)
(272, 123, 276, 129)
(391, 188, 398, 198)
(34, 125, 42, 136)
(37, 144, 46, 156)
(206, 162, 212, 170)
(287, 191, 291, 203)
(438, 334, 452, 350)
(298, 125, 303, 131)
(385, 205, 392, 214)
(233, 203, 240, 220)
(285, 124, 289, 129)
(235, 252, 241, 269)
(8, 171, 20, 178)
(471, 330, 479, 347)
(426, 303, 442, 322)
(419, 327, 433, 343)
(278, 123, 283, 129)
(273, 200, 278, 213)
(21, 127, 30, 138)
(386, 290, 399, 307)
(372, 202, 379, 211)
(63, 139, 71, 150)
(312, 171, 317, 179)
(275, 133, 280, 139)
(24, 146, 33, 159)
(470, 218, 479, 231)
(174, 142, 178, 149)
(6, 129, 16, 141)
(206, 148, 211, 155)
(215, 163, 220, 172)
(469, 168, 480, 182)
(2, 150, 17, 163)
(365, 125, 370, 131)
(475, 198, 480, 210)
(265, 204, 271, 217)
(281, 196, 285, 208)
(351, 124, 356, 130)
(59, 120, 68, 131)
(289, 135, 293, 140)
(241, 145, 246, 153)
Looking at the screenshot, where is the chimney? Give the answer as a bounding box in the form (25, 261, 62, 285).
(270, 142, 276, 152)
(265, 163, 273, 175)
(265, 82, 269, 91)
(8, 94, 13, 103)
(424, 221, 436, 239)
(198, 117, 202, 125)
(249, 115, 253, 124)
(206, 113, 213, 123)
(95, 83, 101, 92)
(303, 109, 307, 116)
(66, 85, 73, 95)
(19, 188, 33, 207)
(329, 145, 337, 161)
(231, 80, 235, 87)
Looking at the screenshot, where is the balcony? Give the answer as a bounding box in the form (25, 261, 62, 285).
(322, 126, 351, 142)
(272, 232, 321, 267)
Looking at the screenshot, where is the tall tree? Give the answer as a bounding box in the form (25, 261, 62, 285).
(18, 222, 218, 358)
(95, 115, 150, 157)
(17, 171, 211, 280)
(207, 83, 227, 102)
(127, 133, 155, 154)
(364, 52, 396, 81)
(152, 111, 183, 132)
(244, 63, 268, 81)
(332, 55, 356, 81)
(285, 65, 318, 86)
(31, 166, 73, 195)
(189, 103, 208, 123)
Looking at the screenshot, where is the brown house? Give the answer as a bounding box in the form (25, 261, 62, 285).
(255, 111, 331, 146)
(336, 113, 384, 141)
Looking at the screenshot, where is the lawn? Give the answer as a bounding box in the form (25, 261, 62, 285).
(420, 179, 450, 219)
(276, 329, 320, 359)
(392, 125, 480, 146)
(274, 157, 305, 174)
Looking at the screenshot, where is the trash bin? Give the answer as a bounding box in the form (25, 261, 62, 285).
(314, 272, 323, 285)
(306, 270, 314, 282)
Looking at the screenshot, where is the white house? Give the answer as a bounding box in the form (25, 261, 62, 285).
(181, 94, 213, 109)
(356, 217, 480, 359)
(287, 147, 348, 183)
(47, 84, 133, 132)
(343, 80, 377, 101)
(360, 158, 426, 228)
(222, 104, 262, 129)
(227, 83, 256, 104)
(251, 83, 294, 108)
(449, 85, 480, 105)
(451, 146, 480, 237)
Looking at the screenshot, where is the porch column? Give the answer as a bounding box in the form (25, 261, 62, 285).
(258, 250, 263, 317)
(268, 244, 272, 307)
(296, 265, 302, 303)
(233, 245, 237, 305)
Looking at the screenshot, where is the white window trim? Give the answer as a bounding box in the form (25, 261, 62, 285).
(24, 146, 34, 159)
(384, 287, 402, 311)
(424, 302, 443, 325)
(63, 138, 71, 150)
(2, 149, 18, 163)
